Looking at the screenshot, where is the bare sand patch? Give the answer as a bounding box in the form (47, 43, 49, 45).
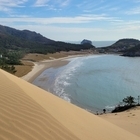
(100, 106, 140, 137)
(22, 51, 92, 62)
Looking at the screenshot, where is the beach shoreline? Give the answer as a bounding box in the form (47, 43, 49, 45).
(18, 53, 140, 139)
(21, 54, 87, 82)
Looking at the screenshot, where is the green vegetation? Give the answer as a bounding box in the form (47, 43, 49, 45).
(0, 50, 23, 74)
(0, 24, 95, 74)
(0, 65, 17, 74)
(122, 96, 135, 106)
(122, 44, 140, 57)
(0, 24, 95, 55)
(112, 96, 139, 113)
(98, 38, 140, 56)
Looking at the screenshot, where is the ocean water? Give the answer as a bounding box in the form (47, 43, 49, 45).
(33, 55, 140, 113)
(68, 41, 116, 47)
(92, 41, 116, 47)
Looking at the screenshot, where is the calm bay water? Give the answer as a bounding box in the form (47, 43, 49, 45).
(33, 55, 140, 113)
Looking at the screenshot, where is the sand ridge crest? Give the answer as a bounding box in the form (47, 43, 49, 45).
(0, 69, 79, 140)
(0, 69, 140, 140)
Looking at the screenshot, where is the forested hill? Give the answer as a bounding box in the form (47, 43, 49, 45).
(98, 38, 140, 56)
(110, 38, 140, 49)
(122, 44, 140, 57)
(0, 24, 95, 74)
(0, 24, 95, 54)
(0, 24, 54, 44)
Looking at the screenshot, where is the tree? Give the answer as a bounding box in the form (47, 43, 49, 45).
(112, 96, 137, 113)
(1, 65, 17, 74)
(122, 96, 135, 106)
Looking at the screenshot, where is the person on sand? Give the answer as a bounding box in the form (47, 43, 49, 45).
(103, 109, 106, 114)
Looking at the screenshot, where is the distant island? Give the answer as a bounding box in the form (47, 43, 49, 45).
(81, 39, 92, 45)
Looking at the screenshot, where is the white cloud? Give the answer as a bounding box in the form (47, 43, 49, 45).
(0, 0, 28, 13)
(0, 14, 140, 41)
(0, 14, 117, 25)
(0, 0, 27, 7)
(34, 0, 50, 7)
(111, 20, 140, 35)
(5, 23, 139, 41)
(125, 6, 140, 15)
(59, 0, 71, 7)
(0, 5, 11, 12)
(34, 0, 70, 7)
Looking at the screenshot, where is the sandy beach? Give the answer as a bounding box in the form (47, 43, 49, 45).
(21, 54, 91, 82)
(100, 106, 140, 137)
(21, 59, 69, 82)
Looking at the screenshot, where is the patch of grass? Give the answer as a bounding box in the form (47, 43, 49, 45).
(14, 61, 34, 77)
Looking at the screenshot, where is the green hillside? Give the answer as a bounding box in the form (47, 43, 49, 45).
(0, 24, 95, 73)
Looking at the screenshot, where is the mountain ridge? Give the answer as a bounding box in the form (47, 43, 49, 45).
(0, 24, 95, 53)
(0, 24, 55, 44)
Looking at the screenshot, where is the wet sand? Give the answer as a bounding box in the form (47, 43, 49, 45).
(21, 57, 71, 82)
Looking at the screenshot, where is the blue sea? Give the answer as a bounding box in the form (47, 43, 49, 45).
(33, 55, 140, 113)
(68, 40, 116, 47)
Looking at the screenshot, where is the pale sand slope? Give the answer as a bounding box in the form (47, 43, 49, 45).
(100, 107, 140, 137)
(0, 69, 140, 140)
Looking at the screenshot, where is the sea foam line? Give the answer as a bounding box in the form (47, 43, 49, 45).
(53, 58, 84, 102)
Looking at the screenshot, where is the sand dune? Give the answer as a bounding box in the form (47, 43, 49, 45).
(0, 69, 140, 140)
(100, 107, 140, 137)
(0, 70, 79, 140)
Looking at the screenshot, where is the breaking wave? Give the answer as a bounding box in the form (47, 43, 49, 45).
(53, 58, 83, 102)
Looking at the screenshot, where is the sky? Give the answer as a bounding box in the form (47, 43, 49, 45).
(0, 0, 140, 42)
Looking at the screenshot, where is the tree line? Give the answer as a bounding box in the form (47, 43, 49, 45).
(112, 96, 140, 113)
(0, 34, 94, 74)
